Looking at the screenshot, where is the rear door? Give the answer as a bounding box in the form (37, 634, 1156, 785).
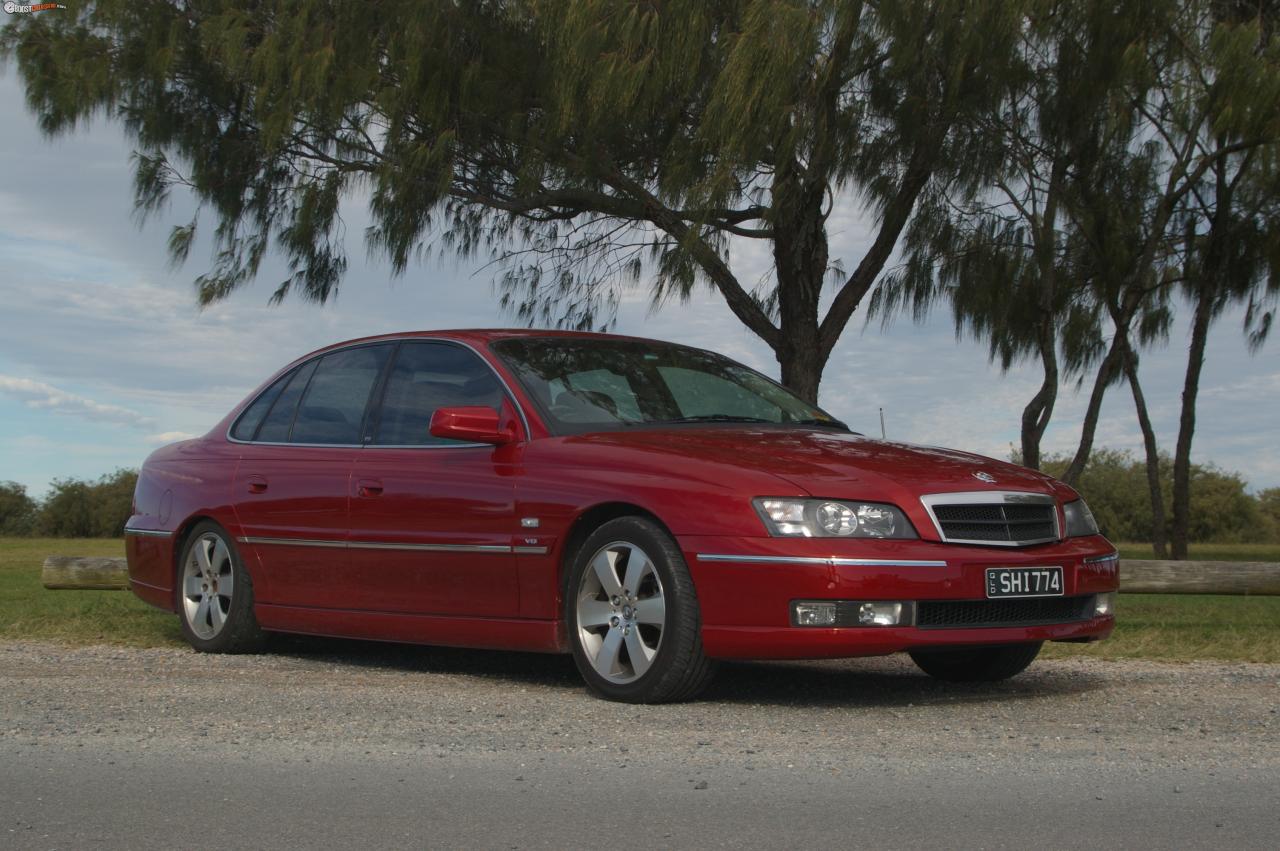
(346, 340, 522, 617)
(232, 344, 392, 609)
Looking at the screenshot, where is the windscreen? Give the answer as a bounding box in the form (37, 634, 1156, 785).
(491, 337, 846, 435)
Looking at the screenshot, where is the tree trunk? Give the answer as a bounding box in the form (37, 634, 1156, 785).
(772, 166, 830, 406)
(1020, 320, 1059, 470)
(1021, 153, 1067, 472)
(777, 336, 825, 405)
(1171, 284, 1215, 560)
(1122, 345, 1168, 559)
(1062, 331, 1127, 485)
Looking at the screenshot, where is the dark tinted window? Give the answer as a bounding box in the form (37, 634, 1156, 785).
(231, 369, 294, 441)
(373, 342, 505, 446)
(291, 345, 392, 445)
(255, 359, 319, 443)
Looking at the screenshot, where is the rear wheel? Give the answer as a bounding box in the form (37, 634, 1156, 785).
(177, 521, 267, 653)
(908, 642, 1042, 682)
(565, 517, 715, 703)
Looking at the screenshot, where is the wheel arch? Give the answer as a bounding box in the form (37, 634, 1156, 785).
(556, 501, 677, 599)
(169, 514, 242, 608)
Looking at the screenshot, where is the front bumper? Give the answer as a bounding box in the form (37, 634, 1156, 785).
(679, 533, 1118, 660)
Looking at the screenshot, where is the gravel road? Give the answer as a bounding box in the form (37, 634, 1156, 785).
(2, 639, 1277, 849)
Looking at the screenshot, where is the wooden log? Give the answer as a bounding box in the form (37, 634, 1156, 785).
(1122, 560, 1280, 596)
(41, 556, 129, 590)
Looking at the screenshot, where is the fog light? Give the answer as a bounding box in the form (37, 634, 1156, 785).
(792, 602, 837, 627)
(1094, 592, 1116, 617)
(856, 602, 906, 626)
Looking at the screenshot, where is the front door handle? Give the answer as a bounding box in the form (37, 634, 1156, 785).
(357, 479, 384, 498)
(246, 475, 268, 494)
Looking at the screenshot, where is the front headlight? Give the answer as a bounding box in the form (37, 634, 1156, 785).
(1063, 499, 1099, 537)
(754, 498, 918, 539)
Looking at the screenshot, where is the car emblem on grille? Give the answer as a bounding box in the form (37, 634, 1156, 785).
(972, 471, 997, 483)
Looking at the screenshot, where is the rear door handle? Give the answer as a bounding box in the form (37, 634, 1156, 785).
(247, 475, 268, 494)
(357, 479, 384, 498)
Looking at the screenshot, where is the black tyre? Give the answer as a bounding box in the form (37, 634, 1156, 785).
(908, 642, 1042, 682)
(176, 521, 267, 653)
(565, 516, 716, 703)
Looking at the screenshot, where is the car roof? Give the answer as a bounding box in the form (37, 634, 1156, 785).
(294, 328, 677, 360)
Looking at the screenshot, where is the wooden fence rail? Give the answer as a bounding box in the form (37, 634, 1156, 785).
(41, 555, 1280, 595)
(1119, 560, 1280, 596)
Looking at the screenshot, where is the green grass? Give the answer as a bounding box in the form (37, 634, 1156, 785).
(0, 537, 182, 647)
(1, 538, 1277, 662)
(1115, 542, 1280, 562)
(1044, 593, 1280, 663)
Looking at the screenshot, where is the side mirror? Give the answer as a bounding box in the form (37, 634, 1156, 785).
(429, 406, 516, 445)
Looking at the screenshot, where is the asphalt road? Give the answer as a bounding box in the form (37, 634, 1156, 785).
(3, 640, 1278, 849)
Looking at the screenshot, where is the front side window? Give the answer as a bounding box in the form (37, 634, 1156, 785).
(291, 345, 392, 445)
(491, 337, 845, 435)
(372, 342, 506, 446)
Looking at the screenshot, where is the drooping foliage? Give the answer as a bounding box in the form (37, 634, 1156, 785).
(2, 0, 1029, 401)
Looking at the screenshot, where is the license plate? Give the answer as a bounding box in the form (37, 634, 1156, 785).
(985, 566, 1064, 598)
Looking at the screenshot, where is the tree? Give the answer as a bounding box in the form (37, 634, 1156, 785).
(2, 0, 1029, 403)
(37, 478, 94, 538)
(36, 469, 137, 538)
(1036, 449, 1271, 545)
(0, 482, 37, 536)
(1161, 1, 1280, 559)
(875, 0, 1145, 471)
(1258, 487, 1280, 541)
(1060, 0, 1280, 478)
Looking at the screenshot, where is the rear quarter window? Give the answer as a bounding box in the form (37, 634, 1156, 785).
(255, 359, 319, 443)
(230, 369, 295, 441)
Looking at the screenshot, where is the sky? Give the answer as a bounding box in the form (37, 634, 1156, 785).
(1, 71, 1277, 498)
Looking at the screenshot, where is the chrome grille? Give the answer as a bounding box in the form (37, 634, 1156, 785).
(921, 492, 1059, 546)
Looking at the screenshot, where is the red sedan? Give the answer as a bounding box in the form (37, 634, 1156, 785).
(125, 330, 1117, 702)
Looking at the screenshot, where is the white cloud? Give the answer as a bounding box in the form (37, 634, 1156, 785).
(145, 430, 198, 444)
(0, 375, 154, 429)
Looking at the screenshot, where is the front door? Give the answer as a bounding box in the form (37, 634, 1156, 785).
(347, 341, 522, 617)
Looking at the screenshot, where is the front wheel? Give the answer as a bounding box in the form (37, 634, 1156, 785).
(908, 642, 1042, 682)
(177, 521, 267, 653)
(565, 517, 715, 703)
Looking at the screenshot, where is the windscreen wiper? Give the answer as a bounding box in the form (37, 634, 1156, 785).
(792, 417, 851, 431)
(657, 414, 774, 424)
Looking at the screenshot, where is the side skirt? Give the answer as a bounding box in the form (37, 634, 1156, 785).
(254, 604, 568, 654)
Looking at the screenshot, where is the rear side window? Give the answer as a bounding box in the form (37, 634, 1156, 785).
(291, 345, 392, 445)
(372, 342, 505, 446)
(230, 369, 294, 441)
(255, 359, 319, 443)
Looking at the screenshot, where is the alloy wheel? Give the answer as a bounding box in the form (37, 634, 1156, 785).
(181, 532, 235, 640)
(575, 541, 666, 684)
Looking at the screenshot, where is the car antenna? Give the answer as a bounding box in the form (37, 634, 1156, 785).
(879, 407, 886, 440)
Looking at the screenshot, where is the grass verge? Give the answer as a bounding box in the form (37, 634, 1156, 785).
(0, 537, 182, 647)
(1044, 593, 1280, 663)
(1, 538, 1277, 661)
(1115, 542, 1280, 562)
